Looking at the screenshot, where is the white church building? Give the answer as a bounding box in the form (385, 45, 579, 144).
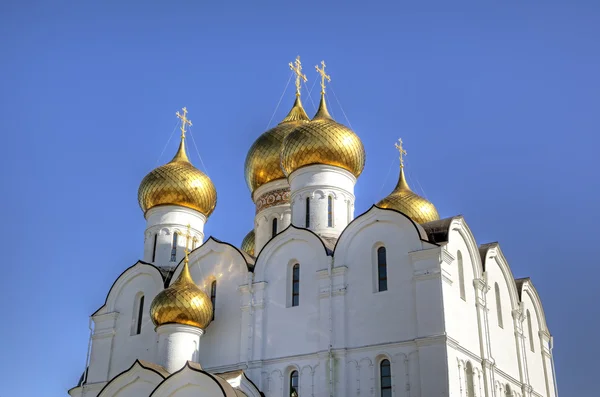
(68, 58, 558, 397)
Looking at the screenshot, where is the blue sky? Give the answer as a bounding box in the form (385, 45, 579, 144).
(0, 1, 597, 395)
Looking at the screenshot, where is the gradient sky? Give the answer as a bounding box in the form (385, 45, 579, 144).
(0, 1, 598, 395)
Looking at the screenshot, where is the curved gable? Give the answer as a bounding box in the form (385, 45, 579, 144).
(168, 237, 252, 287)
(333, 205, 433, 262)
(93, 261, 165, 316)
(253, 224, 330, 281)
(150, 362, 237, 397)
(98, 360, 167, 397)
(518, 278, 550, 333)
(480, 243, 520, 310)
(447, 217, 484, 280)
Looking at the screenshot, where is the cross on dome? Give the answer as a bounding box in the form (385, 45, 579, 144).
(315, 60, 331, 94)
(176, 107, 193, 139)
(289, 56, 307, 97)
(395, 138, 407, 168)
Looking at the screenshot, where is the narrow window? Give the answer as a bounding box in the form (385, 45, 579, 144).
(465, 361, 475, 397)
(505, 384, 512, 396)
(527, 310, 534, 352)
(305, 197, 310, 228)
(380, 359, 391, 397)
(327, 195, 333, 227)
(151, 234, 157, 262)
(272, 217, 278, 238)
(132, 294, 144, 335)
(170, 232, 178, 262)
(292, 264, 300, 307)
(457, 251, 466, 300)
(377, 246, 388, 292)
(495, 283, 503, 328)
(210, 280, 217, 321)
(290, 370, 299, 396)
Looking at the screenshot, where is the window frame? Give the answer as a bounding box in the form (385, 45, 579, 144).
(305, 197, 310, 228)
(289, 370, 299, 396)
(272, 217, 278, 238)
(327, 195, 334, 227)
(210, 280, 217, 321)
(527, 310, 535, 352)
(151, 233, 157, 262)
(170, 232, 178, 262)
(495, 282, 503, 328)
(379, 359, 392, 397)
(292, 263, 300, 307)
(457, 251, 466, 300)
(377, 246, 388, 292)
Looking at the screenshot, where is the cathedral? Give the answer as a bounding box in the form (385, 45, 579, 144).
(68, 57, 558, 397)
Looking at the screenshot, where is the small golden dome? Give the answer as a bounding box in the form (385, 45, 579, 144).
(244, 97, 309, 193)
(377, 167, 440, 224)
(241, 229, 255, 257)
(138, 139, 217, 217)
(280, 94, 365, 178)
(150, 260, 213, 329)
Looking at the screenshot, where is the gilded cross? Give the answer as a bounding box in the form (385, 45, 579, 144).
(395, 138, 407, 168)
(315, 60, 331, 94)
(176, 107, 193, 139)
(289, 56, 307, 97)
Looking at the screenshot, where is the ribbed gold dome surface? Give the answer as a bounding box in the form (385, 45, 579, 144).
(150, 261, 213, 329)
(377, 167, 440, 224)
(241, 229, 255, 257)
(244, 97, 309, 193)
(138, 140, 217, 217)
(281, 95, 365, 178)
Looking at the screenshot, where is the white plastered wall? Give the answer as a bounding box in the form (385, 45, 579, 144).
(289, 164, 356, 238)
(87, 263, 164, 385)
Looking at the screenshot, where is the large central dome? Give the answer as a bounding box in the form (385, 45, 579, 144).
(244, 97, 309, 194)
(280, 95, 365, 178)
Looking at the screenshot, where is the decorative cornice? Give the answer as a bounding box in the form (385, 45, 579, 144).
(255, 188, 290, 214)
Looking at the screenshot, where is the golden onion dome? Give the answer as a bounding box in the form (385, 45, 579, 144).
(150, 260, 213, 329)
(240, 229, 255, 257)
(244, 96, 310, 193)
(377, 167, 440, 224)
(280, 94, 365, 178)
(138, 138, 217, 217)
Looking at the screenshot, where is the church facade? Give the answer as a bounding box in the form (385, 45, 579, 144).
(68, 58, 558, 397)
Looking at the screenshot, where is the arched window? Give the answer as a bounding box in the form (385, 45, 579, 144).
(505, 384, 512, 396)
(272, 218, 278, 238)
(377, 246, 388, 292)
(292, 264, 300, 307)
(170, 232, 178, 262)
(527, 310, 534, 352)
(327, 195, 333, 227)
(457, 251, 465, 300)
(151, 233, 158, 262)
(380, 359, 391, 397)
(290, 370, 299, 396)
(305, 197, 310, 228)
(465, 361, 475, 397)
(210, 281, 217, 321)
(132, 294, 144, 335)
(495, 282, 503, 328)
